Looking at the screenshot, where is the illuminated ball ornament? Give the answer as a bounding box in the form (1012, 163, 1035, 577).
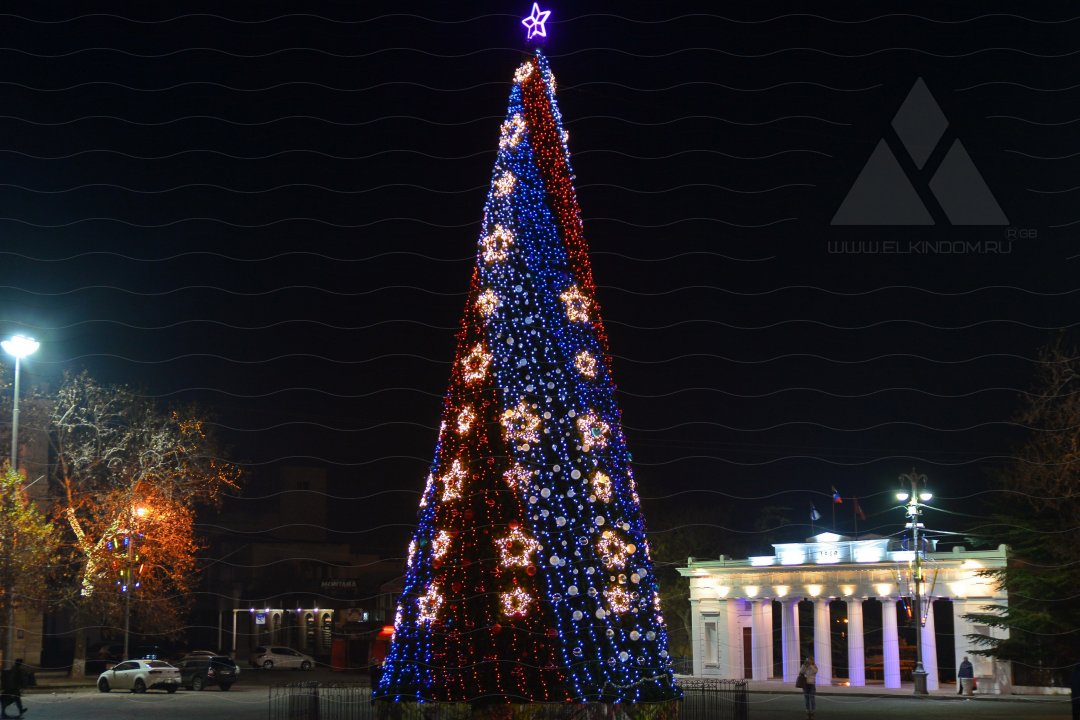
(502, 399, 541, 445)
(456, 405, 476, 434)
(576, 411, 610, 451)
(559, 285, 591, 323)
(574, 350, 597, 378)
(476, 289, 500, 319)
(462, 343, 492, 383)
(440, 459, 467, 501)
(481, 224, 515, 264)
(501, 586, 533, 618)
(496, 527, 540, 568)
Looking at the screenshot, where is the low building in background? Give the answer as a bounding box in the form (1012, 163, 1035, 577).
(678, 534, 1011, 694)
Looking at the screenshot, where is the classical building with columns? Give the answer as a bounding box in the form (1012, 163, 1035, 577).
(677, 534, 1011, 693)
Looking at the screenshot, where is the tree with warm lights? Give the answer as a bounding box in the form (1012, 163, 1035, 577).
(0, 466, 60, 664)
(49, 371, 240, 675)
(375, 48, 679, 713)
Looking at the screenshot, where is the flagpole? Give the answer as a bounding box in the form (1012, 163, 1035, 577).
(853, 500, 858, 539)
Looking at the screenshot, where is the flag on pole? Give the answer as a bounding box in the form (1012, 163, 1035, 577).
(831, 486, 843, 504)
(810, 503, 822, 522)
(854, 497, 866, 520)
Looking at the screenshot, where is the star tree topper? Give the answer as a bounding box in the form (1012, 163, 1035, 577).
(521, 3, 551, 41)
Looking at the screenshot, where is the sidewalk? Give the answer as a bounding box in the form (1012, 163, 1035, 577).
(737, 677, 1064, 702)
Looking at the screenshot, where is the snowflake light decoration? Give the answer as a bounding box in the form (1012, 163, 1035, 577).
(432, 530, 452, 559)
(591, 471, 613, 502)
(476, 289, 500, 319)
(481, 224, 515, 264)
(513, 61, 534, 83)
(574, 350, 597, 378)
(499, 114, 526, 151)
(596, 529, 635, 569)
(407, 539, 418, 567)
(462, 343, 492, 383)
(559, 285, 591, 322)
(440, 459, 467, 501)
(501, 586, 532, 617)
(417, 584, 444, 624)
(604, 586, 633, 615)
(503, 464, 534, 490)
(419, 473, 435, 507)
(576, 411, 609, 451)
(456, 405, 476, 435)
(496, 526, 540, 568)
(494, 171, 516, 197)
(502, 400, 541, 445)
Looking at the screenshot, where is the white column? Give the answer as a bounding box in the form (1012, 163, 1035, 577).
(920, 599, 939, 691)
(846, 598, 865, 687)
(881, 598, 901, 689)
(750, 599, 769, 680)
(813, 598, 832, 686)
(781, 598, 801, 682)
(763, 600, 774, 677)
(690, 598, 704, 676)
(725, 599, 742, 679)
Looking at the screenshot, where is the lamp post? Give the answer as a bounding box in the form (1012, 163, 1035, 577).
(122, 505, 148, 660)
(897, 469, 932, 695)
(2, 334, 39, 670)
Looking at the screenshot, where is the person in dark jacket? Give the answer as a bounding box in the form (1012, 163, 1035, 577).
(1, 658, 27, 718)
(957, 656, 974, 695)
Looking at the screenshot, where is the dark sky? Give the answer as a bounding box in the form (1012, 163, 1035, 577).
(0, 1, 1072, 556)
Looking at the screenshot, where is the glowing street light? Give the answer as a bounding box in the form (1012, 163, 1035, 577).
(898, 469, 931, 695)
(2, 334, 38, 671)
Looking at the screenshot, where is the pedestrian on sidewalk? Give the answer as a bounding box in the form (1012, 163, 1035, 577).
(957, 656, 974, 695)
(798, 655, 818, 719)
(1, 658, 28, 718)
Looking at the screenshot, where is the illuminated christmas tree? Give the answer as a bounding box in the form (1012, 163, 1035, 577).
(376, 44, 679, 710)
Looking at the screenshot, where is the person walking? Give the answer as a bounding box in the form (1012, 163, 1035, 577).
(798, 655, 818, 719)
(1, 659, 27, 718)
(957, 656, 974, 695)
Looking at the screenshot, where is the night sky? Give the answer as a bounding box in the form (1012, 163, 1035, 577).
(0, 2, 1072, 559)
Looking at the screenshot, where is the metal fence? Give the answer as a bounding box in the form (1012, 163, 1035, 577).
(269, 679, 748, 720)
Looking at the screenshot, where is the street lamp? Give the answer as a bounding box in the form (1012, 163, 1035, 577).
(2, 334, 38, 671)
(122, 505, 149, 660)
(898, 469, 931, 695)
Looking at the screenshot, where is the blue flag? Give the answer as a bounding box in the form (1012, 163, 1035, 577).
(810, 503, 822, 522)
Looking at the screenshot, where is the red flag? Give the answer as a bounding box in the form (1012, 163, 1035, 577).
(854, 497, 866, 520)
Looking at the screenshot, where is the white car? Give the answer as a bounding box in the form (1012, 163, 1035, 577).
(248, 645, 315, 670)
(97, 659, 181, 693)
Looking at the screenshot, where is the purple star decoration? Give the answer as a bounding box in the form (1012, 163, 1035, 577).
(521, 3, 551, 41)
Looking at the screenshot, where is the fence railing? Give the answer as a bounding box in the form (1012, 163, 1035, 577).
(269, 678, 748, 720)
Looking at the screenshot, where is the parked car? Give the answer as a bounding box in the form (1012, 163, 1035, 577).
(97, 659, 181, 693)
(176, 654, 238, 691)
(248, 646, 315, 670)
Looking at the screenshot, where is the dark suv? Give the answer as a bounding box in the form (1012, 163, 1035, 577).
(176, 655, 238, 691)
